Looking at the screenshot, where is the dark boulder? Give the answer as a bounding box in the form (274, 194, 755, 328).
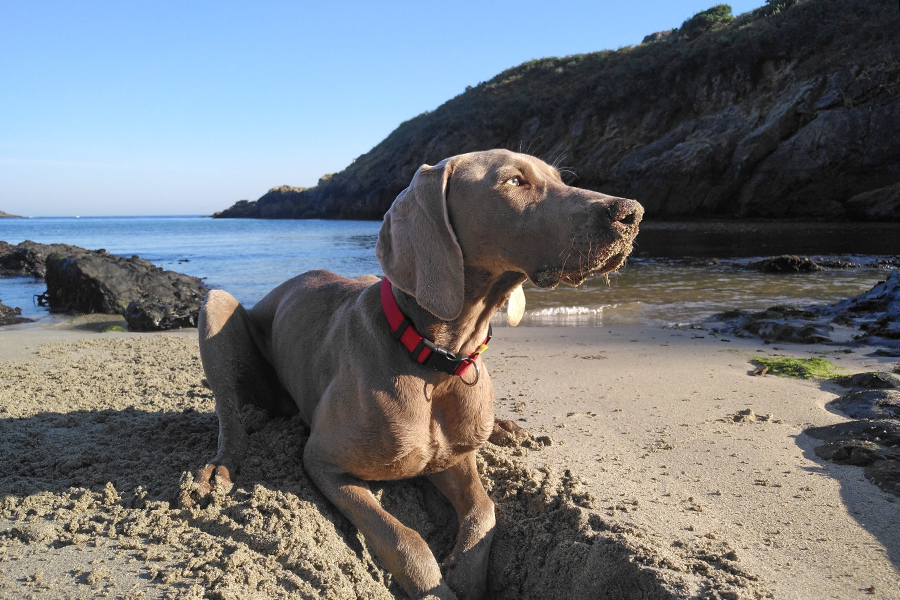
(813, 438, 880, 466)
(0, 240, 89, 277)
(722, 305, 832, 344)
(806, 419, 900, 497)
(831, 390, 900, 420)
(124, 298, 204, 332)
(747, 255, 821, 273)
(0, 300, 32, 326)
(829, 272, 900, 343)
(732, 320, 832, 344)
(818, 259, 859, 269)
(842, 372, 900, 391)
(44, 250, 208, 331)
(681, 257, 720, 267)
(805, 369, 900, 498)
(718, 271, 900, 347)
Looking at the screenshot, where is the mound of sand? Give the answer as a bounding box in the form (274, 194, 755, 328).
(0, 335, 764, 599)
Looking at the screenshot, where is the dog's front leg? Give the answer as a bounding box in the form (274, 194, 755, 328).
(428, 452, 495, 600)
(304, 442, 457, 600)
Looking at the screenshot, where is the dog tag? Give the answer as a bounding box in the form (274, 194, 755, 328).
(507, 284, 525, 326)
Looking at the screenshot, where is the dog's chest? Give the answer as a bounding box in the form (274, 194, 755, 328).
(417, 388, 493, 473)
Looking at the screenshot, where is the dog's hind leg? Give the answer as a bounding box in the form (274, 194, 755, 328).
(186, 290, 291, 505)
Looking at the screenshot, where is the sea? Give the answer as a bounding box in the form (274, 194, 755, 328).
(1, 216, 898, 328)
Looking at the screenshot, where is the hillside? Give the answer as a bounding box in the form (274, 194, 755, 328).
(215, 0, 900, 221)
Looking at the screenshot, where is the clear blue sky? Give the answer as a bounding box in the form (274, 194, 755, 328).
(0, 0, 766, 217)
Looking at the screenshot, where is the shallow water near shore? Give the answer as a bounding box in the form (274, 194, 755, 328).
(1, 216, 898, 328)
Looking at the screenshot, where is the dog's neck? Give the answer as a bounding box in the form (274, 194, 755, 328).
(392, 268, 526, 355)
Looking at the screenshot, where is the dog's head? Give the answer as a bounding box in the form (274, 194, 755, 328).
(377, 149, 643, 321)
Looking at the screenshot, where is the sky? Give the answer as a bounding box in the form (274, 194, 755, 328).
(0, 0, 767, 217)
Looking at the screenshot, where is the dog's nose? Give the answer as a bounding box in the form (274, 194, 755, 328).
(605, 198, 643, 229)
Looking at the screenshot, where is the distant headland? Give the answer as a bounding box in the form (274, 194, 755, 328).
(213, 0, 900, 222)
(0, 210, 22, 218)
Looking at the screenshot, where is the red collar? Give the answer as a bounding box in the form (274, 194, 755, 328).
(380, 277, 490, 384)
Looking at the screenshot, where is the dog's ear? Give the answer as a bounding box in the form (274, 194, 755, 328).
(507, 283, 525, 326)
(376, 159, 465, 321)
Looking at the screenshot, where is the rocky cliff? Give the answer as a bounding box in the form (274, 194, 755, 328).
(215, 0, 900, 221)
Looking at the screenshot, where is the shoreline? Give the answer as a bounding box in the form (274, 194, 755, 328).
(491, 326, 899, 599)
(0, 323, 898, 598)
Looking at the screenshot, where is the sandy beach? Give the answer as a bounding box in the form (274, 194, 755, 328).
(0, 317, 898, 599)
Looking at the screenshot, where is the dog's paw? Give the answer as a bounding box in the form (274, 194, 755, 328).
(488, 419, 528, 446)
(178, 464, 234, 508)
(441, 549, 488, 600)
(416, 581, 458, 600)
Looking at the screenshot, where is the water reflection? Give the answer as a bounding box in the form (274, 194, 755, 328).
(511, 255, 898, 327)
(2, 218, 898, 328)
(634, 221, 900, 258)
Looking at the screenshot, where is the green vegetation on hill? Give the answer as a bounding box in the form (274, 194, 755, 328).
(680, 4, 735, 37)
(216, 0, 900, 221)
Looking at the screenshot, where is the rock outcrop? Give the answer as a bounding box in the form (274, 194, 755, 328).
(214, 0, 900, 221)
(1, 241, 208, 331)
(0, 240, 89, 278)
(720, 270, 900, 346)
(747, 255, 822, 273)
(212, 186, 307, 219)
(45, 251, 209, 331)
(0, 301, 31, 326)
(806, 372, 900, 497)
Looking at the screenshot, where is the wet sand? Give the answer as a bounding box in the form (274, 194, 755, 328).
(0, 320, 898, 599)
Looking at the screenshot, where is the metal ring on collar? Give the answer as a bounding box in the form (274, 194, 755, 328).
(460, 358, 480, 387)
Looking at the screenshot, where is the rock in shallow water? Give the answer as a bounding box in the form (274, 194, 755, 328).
(0, 300, 32, 326)
(747, 255, 822, 273)
(37, 246, 208, 331)
(718, 271, 900, 347)
(0, 240, 89, 277)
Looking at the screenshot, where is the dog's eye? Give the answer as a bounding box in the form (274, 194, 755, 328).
(507, 176, 527, 187)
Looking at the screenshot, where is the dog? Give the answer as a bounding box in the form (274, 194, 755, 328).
(188, 149, 642, 599)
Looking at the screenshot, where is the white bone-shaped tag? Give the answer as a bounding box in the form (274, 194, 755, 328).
(507, 284, 525, 327)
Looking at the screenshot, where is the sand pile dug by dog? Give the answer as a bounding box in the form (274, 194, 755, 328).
(0, 335, 765, 599)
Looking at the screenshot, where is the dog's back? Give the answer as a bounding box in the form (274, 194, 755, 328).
(249, 270, 382, 423)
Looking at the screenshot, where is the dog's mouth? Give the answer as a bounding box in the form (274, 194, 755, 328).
(529, 240, 634, 289)
(560, 249, 630, 286)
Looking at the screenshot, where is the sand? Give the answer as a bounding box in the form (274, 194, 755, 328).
(0, 318, 898, 599)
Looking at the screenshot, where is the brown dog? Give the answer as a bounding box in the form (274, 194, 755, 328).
(189, 149, 642, 599)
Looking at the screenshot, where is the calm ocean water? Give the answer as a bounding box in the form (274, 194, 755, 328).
(1, 216, 898, 328)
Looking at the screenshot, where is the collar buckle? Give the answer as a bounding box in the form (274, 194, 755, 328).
(381, 277, 491, 382)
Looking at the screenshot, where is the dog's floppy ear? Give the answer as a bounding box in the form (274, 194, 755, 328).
(376, 158, 465, 321)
